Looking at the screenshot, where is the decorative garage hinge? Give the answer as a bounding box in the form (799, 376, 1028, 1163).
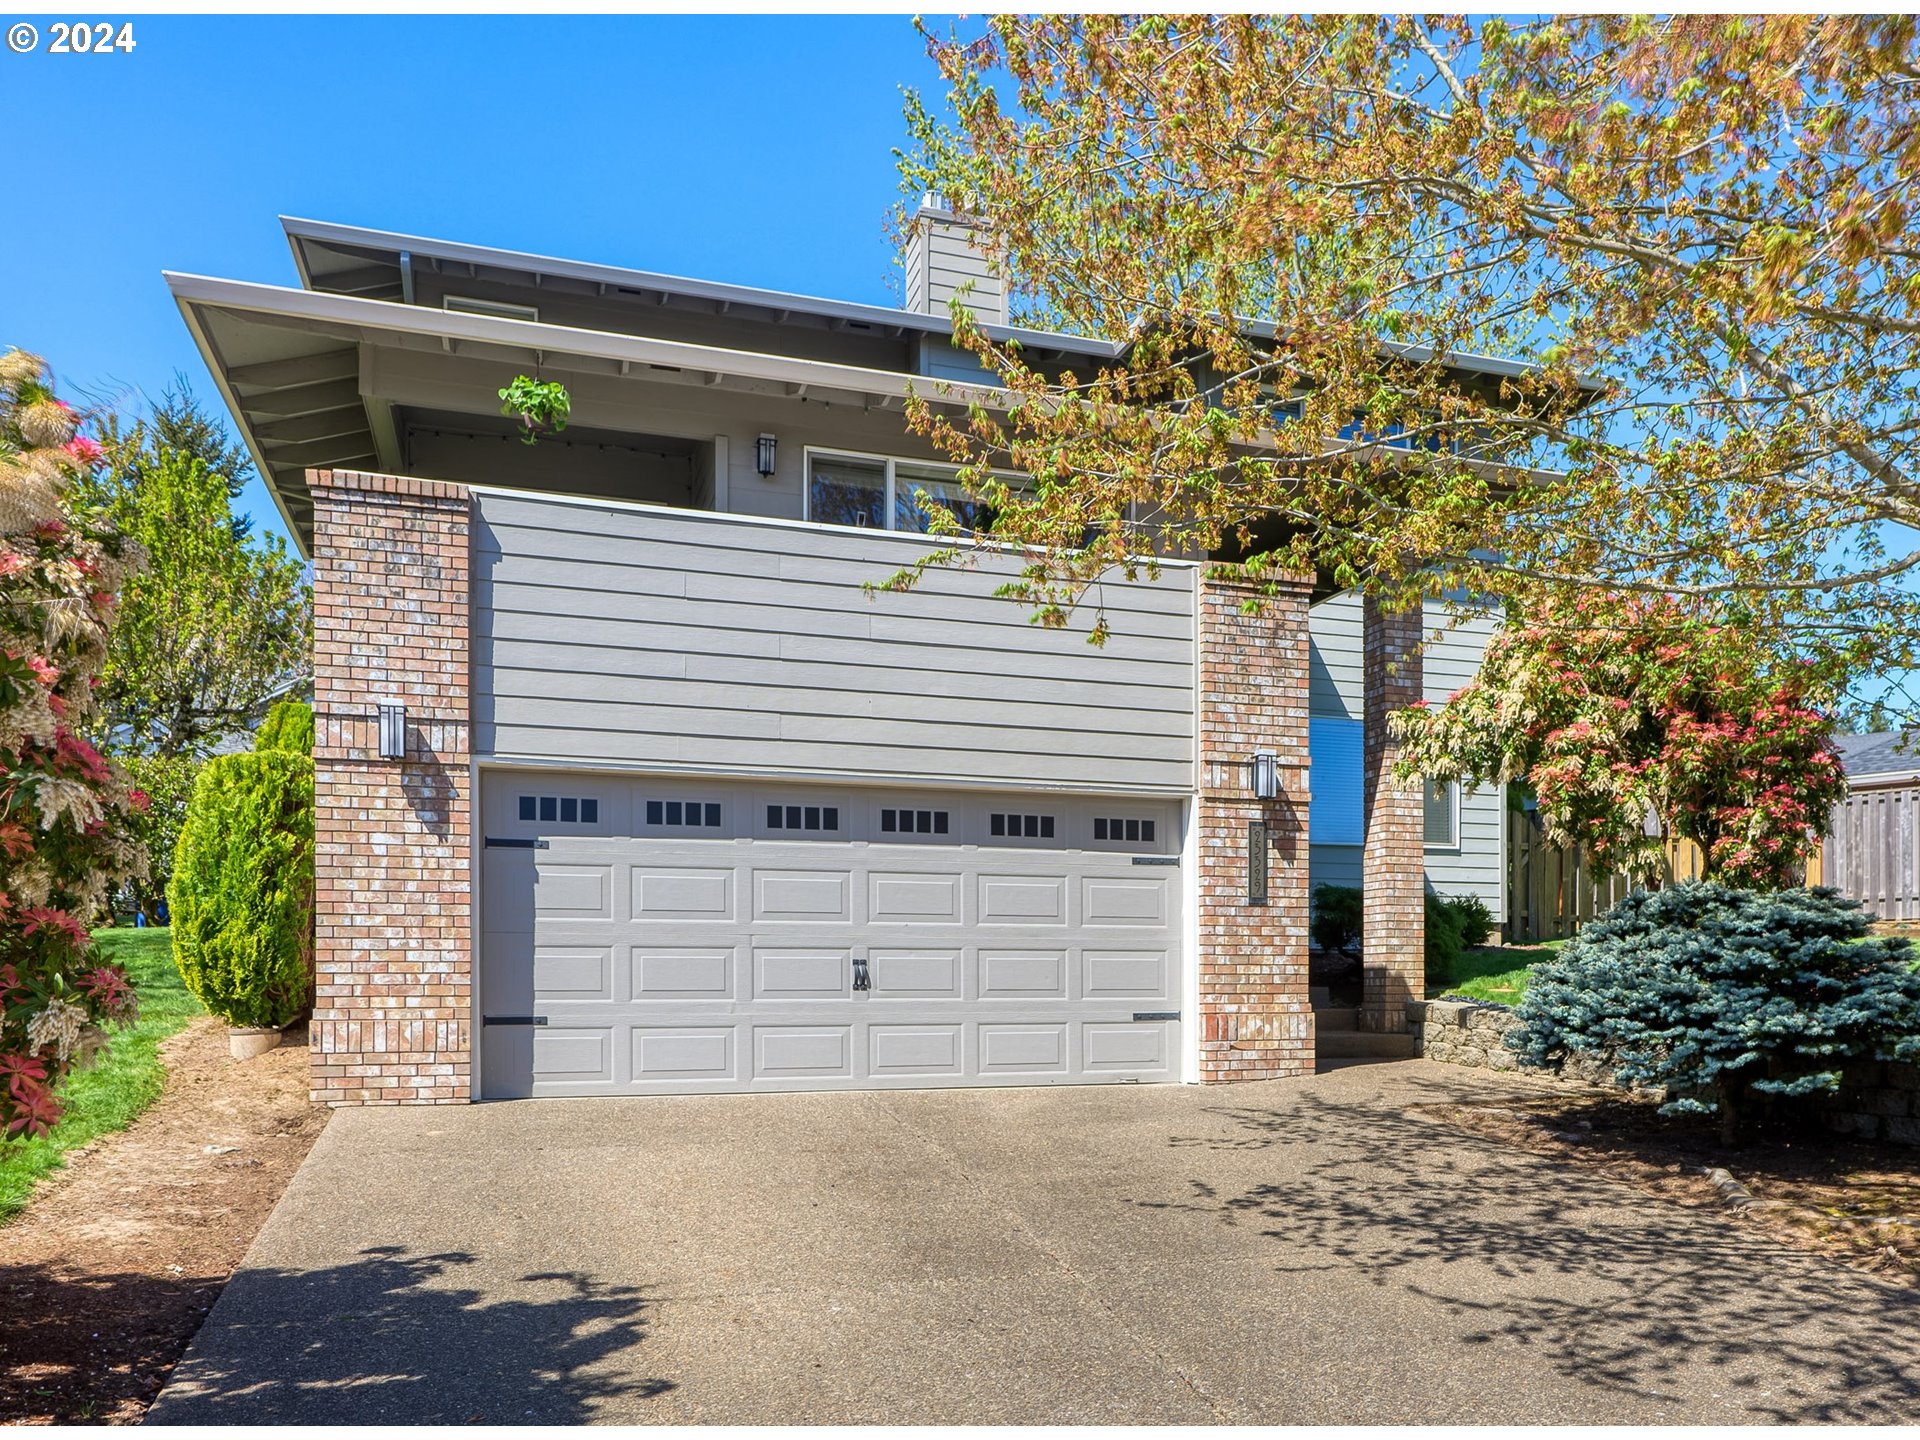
(1132, 1012, 1180, 1022)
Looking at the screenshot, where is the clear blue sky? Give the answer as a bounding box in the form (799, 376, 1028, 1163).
(2, 14, 942, 548)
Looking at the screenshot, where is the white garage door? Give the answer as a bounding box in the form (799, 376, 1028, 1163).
(479, 774, 1184, 1097)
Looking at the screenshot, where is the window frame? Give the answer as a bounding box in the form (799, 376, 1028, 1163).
(1422, 777, 1461, 851)
(802, 446, 1012, 535)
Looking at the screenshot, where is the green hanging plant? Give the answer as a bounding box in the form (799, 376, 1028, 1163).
(498, 374, 571, 445)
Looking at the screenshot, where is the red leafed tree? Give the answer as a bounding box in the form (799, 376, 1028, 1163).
(1391, 593, 1848, 889)
(0, 349, 145, 1140)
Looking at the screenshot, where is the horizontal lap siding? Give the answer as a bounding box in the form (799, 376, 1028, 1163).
(474, 492, 1198, 790)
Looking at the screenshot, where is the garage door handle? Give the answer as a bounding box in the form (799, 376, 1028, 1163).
(486, 837, 550, 849)
(851, 957, 871, 992)
(483, 1015, 549, 1027)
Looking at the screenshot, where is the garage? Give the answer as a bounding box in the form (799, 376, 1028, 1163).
(478, 773, 1185, 1098)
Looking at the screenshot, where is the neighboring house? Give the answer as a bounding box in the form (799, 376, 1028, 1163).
(1827, 732, 1920, 920)
(168, 201, 1511, 1106)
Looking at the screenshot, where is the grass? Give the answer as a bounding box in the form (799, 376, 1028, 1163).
(1431, 938, 1566, 1006)
(0, 928, 202, 1222)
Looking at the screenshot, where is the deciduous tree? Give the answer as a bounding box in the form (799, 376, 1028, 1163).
(896, 15, 1920, 693)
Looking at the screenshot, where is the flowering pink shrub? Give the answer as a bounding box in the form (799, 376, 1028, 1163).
(1392, 593, 1848, 888)
(0, 350, 144, 1139)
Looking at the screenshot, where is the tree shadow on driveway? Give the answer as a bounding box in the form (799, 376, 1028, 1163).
(1148, 1092, 1920, 1424)
(148, 1245, 672, 1424)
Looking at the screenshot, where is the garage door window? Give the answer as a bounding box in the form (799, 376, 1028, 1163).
(646, 799, 723, 828)
(1093, 816, 1156, 845)
(880, 807, 949, 835)
(989, 812, 1056, 841)
(768, 803, 841, 833)
(520, 794, 600, 825)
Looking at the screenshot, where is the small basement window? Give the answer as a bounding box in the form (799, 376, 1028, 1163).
(519, 795, 599, 825)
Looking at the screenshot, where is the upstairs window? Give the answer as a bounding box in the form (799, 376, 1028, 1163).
(806, 450, 1005, 534)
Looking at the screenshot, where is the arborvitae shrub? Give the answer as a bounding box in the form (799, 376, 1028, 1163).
(168, 750, 314, 1029)
(254, 699, 313, 755)
(1510, 882, 1920, 1141)
(1423, 893, 1467, 982)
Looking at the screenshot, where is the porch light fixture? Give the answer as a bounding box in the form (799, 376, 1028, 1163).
(755, 433, 778, 477)
(376, 701, 406, 761)
(1250, 750, 1280, 800)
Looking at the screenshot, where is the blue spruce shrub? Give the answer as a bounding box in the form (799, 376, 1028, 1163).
(1510, 882, 1920, 1141)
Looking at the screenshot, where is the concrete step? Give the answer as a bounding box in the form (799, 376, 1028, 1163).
(1312, 1005, 1358, 1032)
(1315, 1030, 1417, 1061)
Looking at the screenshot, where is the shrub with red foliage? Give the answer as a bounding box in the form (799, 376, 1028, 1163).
(1393, 593, 1849, 888)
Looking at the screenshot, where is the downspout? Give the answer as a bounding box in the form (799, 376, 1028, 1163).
(399, 249, 415, 306)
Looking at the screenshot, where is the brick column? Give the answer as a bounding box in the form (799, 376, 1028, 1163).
(308, 470, 473, 1105)
(1195, 573, 1315, 1082)
(1362, 597, 1425, 1033)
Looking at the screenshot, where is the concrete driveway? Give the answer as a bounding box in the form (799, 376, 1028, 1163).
(149, 1061, 1920, 1424)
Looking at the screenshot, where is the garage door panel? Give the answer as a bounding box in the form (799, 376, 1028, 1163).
(870, 948, 962, 997)
(979, 1022, 1070, 1074)
(533, 946, 613, 1001)
(534, 1027, 613, 1084)
(979, 874, 1067, 925)
(633, 867, 737, 921)
(754, 1025, 853, 1079)
(1082, 876, 1169, 926)
(1084, 1020, 1169, 1070)
(869, 872, 963, 923)
(484, 776, 1185, 1097)
(754, 870, 853, 923)
(633, 946, 735, 999)
(1084, 950, 1173, 1000)
(632, 1026, 736, 1082)
(535, 866, 615, 920)
(979, 949, 1068, 998)
(753, 947, 851, 999)
(869, 1024, 963, 1077)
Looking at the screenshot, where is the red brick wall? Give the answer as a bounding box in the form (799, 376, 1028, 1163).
(1362, 597, 1426, 1033)
(308, 470, 473, 1105)
(1194, 574, 1315, 1081)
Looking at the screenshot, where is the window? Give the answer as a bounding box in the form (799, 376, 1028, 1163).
(1094, 817, 1156, 844)
(806, 450, 1007, 534)
(1308, 718, 1364, 847)
(518, 794, 599, 825)
(1423, 778, 1459, 848)
(646, 799, 723, 829)
(767, 803, 841, 833)
(880, 807, 949, 835)
(989, 812, 1056, 840)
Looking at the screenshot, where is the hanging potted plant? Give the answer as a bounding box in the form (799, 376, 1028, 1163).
(498, 374, 571, 445)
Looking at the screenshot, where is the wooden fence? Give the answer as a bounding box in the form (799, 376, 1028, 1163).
(1504, 818, 1824, 944)
(1824, 781, 1920, 921)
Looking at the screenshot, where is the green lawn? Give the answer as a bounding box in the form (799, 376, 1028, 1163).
(1431, 939, 1566, 1006)
(0, 928, 202, 1222)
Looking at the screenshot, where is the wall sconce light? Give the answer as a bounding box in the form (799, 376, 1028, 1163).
(755, 433, 778, 477)
(1250, 750, 1280, 800)
(377, 701, 406, 761)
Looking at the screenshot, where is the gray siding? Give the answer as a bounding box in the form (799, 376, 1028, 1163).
(1307, 593, 1505, 914)
(473, 490, 1197, 791)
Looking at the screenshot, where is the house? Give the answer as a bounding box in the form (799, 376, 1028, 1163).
(1827, 732, 1920, 920)
(167, 202, 1507, 1105)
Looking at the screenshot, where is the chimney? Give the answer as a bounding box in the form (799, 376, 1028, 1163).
(903, 194, 1010, 327)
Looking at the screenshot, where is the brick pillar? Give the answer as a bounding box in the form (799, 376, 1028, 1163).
(1361, 597, 1425, 1033)
(308, 470, 473, 1105)
(1195, 573, 1315, 1082)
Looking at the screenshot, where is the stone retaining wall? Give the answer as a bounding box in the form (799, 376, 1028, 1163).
(1408, 997, 1920, 1146)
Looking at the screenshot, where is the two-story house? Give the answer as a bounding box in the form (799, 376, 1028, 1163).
(167, 201, 1505, 1105)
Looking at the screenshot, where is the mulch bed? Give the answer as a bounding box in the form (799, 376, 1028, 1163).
(0, 1017, 327, 1423)
(1415, 1088, 1920, 1287)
